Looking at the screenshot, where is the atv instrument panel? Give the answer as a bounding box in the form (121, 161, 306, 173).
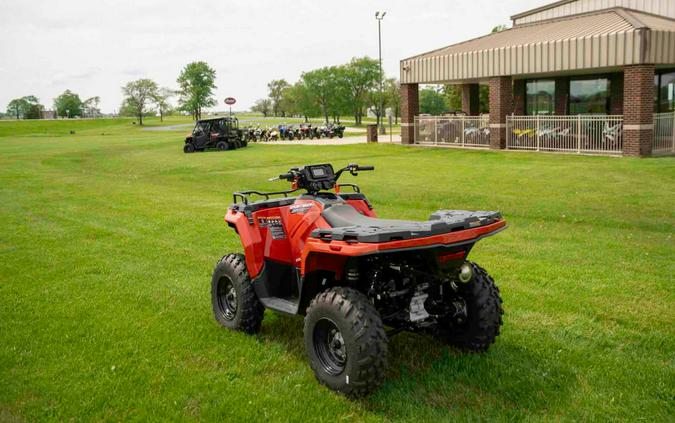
(305, 164, 335, 182)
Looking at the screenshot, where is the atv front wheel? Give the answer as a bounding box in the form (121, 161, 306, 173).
(304, 287, 388, 397)
(216, 141, 228, 151)
(183, 143, 195, 153)
(211, 254, 264, 333)
(437, 262, 503, 352)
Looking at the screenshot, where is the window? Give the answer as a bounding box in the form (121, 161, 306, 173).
(569, 78, 610, 114)
(655, 71, 675, 113)
(526, 80, 555, 115)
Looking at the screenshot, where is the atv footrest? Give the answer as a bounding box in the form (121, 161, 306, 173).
(259, 296, 300, 315)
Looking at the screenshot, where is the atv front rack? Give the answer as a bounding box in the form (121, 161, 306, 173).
(232, 183, 361, 205)
(233, 188, 303, 205)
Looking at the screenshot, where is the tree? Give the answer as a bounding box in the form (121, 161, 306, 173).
(420, 86, 446, 115)
(443, 84, 490, 114)
(442, 85, 462, 112)
(343, 57, 380, 125)
(302, 67, 344, 124)
(121, 79, 159, 125)
(154, 88, 175, 122)
(282, 82, 319, 122)
(83, 96, 101, 118)
(267, 79, 290, 117)
(250, 98, 272, 117)
(492, 24, 509, 33)
(177, 61, 217, 120)
(7, 99, 24, 119)
(54, 90, 83, 118)
(384, 78, 401, 124)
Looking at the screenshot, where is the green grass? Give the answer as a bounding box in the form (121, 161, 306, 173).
(0, 119, 673, 422)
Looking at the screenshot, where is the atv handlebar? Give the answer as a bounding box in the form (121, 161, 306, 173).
(268, 163, 374, 194)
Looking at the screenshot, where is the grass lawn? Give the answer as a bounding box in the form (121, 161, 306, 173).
(0, 119, 673, 422)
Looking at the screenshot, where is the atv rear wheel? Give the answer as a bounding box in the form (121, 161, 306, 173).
(437, 262, 503, 352)
(216, 141, 228, 151)
(211, 254, 264, 334)
(183, 143, 195, 153)
(304, 287, 388, 397)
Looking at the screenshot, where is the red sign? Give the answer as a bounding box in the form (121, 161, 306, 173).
(224, 97, 236, 105)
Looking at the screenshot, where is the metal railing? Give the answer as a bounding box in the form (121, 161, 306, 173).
(414, 115, 490, 148)
(653, 112, 675, 154)
(506, 115, 624, 155)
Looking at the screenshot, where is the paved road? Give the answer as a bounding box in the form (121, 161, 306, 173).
(263, 134, 401, 145)
(142, 123, 192, 131)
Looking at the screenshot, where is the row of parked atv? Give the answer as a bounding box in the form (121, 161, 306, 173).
(244, 123, 346, 142)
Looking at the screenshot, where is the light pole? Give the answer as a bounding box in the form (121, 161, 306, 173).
(376, 11, 386, 134)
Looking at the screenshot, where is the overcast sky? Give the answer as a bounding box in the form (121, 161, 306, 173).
(0, 0, 549, 113)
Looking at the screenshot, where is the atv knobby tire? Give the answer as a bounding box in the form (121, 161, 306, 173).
(211, 253, 264, 334)
(304, 287, 388, 397)
(438, 262, 503, 352)
(216, 141, 228, 151)
(183, 143, 195, 153)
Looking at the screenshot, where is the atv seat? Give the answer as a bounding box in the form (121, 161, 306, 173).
(313, 204, 501, 243)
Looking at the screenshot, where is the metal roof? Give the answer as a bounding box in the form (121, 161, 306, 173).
(400, 8, 675, 84)
(511, 0, 675, 25)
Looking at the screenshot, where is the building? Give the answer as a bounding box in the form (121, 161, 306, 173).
(40, 110, 56, 120)
(399, 0, 675, 156)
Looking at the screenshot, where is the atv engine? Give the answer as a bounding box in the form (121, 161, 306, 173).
(358, 254, 468, 329)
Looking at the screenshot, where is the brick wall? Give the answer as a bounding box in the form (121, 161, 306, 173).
(400, 83, 419, 144)
(623, 64, 654, 157)
(489, 76, 513, 149)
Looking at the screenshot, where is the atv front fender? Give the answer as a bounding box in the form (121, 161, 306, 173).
(225, 209, 265, 278)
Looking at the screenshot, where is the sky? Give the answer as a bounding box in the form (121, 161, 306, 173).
(0, 0, 550, 114)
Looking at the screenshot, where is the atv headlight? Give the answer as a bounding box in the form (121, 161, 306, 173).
(458, 262, 473, 283)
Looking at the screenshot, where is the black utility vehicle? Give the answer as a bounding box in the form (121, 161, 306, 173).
(184, 117, 247, 153)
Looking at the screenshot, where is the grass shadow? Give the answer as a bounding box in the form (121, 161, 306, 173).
(259, 312, 577, 417)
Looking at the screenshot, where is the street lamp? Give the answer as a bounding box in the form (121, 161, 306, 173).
(376, 11, 386, 134)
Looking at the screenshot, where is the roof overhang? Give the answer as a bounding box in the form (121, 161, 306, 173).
(400, 8, 675, 85)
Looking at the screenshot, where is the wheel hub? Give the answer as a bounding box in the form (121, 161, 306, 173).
(217, 277, 237, 320)
(313, 319, 347, 375)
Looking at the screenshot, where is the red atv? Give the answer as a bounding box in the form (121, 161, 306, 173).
(212, 163, 506, 396)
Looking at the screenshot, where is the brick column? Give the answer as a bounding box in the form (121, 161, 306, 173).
(513, 79, 526, 115)
(461, 84, 480, 116)
(489, 76, 513, 149)
(400, 83, 419, 144)
(623, 64, 654, 157)
(554, 77, 569, 115)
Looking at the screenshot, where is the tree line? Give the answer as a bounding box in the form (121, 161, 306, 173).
(251, 56, 401, 125)
(4, 61, 218, 125)
(5, 92, 102, 120)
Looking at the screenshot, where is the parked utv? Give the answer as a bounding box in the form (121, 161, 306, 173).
(212, 163, 506, 396)
(184, 117, 247, 153)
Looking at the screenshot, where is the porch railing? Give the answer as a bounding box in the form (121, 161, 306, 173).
(414, 115, 490, 148)
(653, 112, 675, 154)
(506, 115, 623, 155)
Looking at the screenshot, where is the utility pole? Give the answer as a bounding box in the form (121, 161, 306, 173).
(376, 11, 386, 134)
